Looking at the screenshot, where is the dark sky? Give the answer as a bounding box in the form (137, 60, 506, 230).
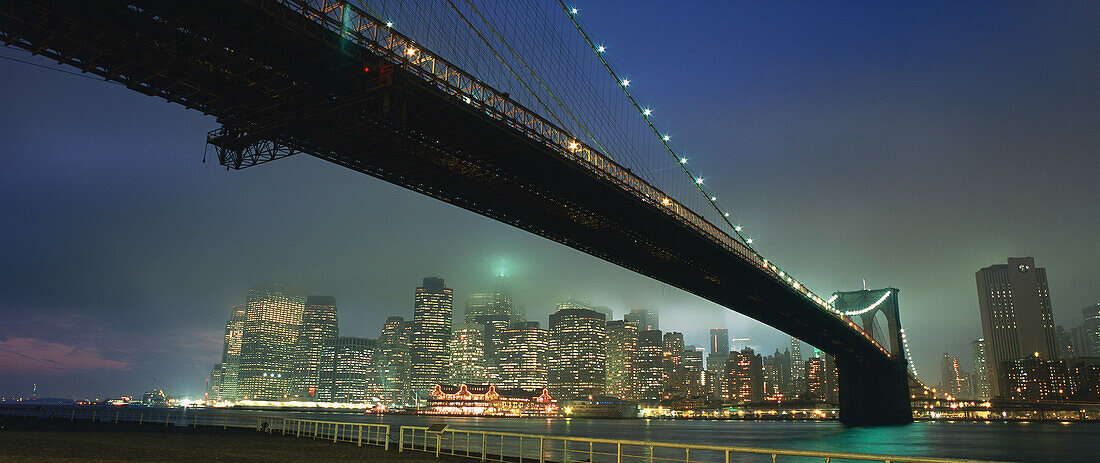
(1, 1, 1096, 399)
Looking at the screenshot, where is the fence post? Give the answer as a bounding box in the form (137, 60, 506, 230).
(482, 433, 487, 461)
(540, 437, 544, 463)
(399, 427, 405, 452)
(617, 443, 622, 463)
(435, 433, 441, 458)
(71, 409, 75, 422)
(358, 424, 363, 447)
(138, 412, 143, 425)
(334, 424, 339, 443)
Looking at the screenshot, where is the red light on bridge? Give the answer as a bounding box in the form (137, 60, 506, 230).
(363, 66, 371, 73)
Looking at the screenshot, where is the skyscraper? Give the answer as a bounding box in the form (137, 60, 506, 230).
(548, 303, 607, 399)
(317, 337, 378, 403)
(499, 321, 548, 389)
(1083, 303, 1100, 357)
(634, 329, 665, 403)
(789, 337, 805, 394)
(209, 306, 246, 401)
(971, 338, 992, 399)
(940, 353, 967, 398)
(624, 309, 659, 331)
(709, 328, 729, 355)
(377, 316, 413, 406)
(1055, 326, 1077, 360)
(293, 295, 338, 399)
(409, 277, 453, 401)
(447, 323, 488, 384)
(976, 257, 1058, 395)
(725, 347, 763, 403)
(465, 282, 516, 384)
(605, 320, 637, 401)
(237, 286, 305, 401)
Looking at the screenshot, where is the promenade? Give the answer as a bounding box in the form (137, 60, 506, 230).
(0, 417, 443, 463)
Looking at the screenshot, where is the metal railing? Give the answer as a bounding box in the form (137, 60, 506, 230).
(0, 405, 388, 450)
(397, 425, 1012, 463)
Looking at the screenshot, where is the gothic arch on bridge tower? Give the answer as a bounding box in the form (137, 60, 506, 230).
(831, 288, 904, 359)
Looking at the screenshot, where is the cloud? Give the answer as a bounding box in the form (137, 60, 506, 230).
(0, 337, 130, 374)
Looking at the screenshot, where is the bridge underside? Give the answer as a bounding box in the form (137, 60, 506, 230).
(2, 0, 909, 424)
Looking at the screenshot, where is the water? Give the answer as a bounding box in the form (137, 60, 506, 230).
(255, 411, 1099, 462)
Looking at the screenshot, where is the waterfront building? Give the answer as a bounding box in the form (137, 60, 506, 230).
(292, 295, 338, 399)
(705, 352, 729, 399)
(634, 329, 665, 403)
(971, 338, 992, 399)
(209, 306, 246, 401)
(548, 303, 607, 399)
(237, 286, 305, 401)
(1000, 354, 1071, 402)
(975, 257, 1058, 395)
(409, 277, 453, 402)
(683, 347, 706, 394)
(427, 384, 556, 416)
(499, 321, 548, 389)
(378, 316, 413, 406)
(605, 320, 637, 401)
(709, 328, 729, 355)
(448, 323, 488, 384)
(1068, 357, 1100, 402)
(724, 348, 763, 403)
(317, 337, 379, 403)
(624, 309, 659, 331)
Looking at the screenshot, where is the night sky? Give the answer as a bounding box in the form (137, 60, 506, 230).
(1, 1, 1096, 399)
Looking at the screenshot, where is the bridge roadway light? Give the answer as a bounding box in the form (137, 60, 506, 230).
(571, 8, 578, 14)
(724, 212, 730, 217)
(662, 135, 670, 141)
(695, 177, 704, 184)
(746, 238, 753, 244)
(734, 225, 741, 231)
(679, 157, 687, 164)
(597, 45, 606, 53)
(621, 79, 630, 86)
(386, 21, 393, 27)
(643, 108, 652, 116)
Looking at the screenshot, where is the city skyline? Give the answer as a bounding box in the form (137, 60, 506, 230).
(2, 1, 1097, 400)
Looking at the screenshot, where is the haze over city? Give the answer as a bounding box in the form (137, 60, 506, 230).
(1, 0, 1096, 405)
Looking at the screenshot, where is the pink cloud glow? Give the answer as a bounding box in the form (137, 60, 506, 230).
(0, 337, 130, 374)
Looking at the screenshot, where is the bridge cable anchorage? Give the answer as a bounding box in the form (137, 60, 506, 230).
(558, 2, 858, 323)
(456, 0, 611, 159)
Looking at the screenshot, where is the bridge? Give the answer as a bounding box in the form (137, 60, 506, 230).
(2, 0, 912, 424)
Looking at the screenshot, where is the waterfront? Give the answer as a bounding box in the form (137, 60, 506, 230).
(250, 410, 1099, 462)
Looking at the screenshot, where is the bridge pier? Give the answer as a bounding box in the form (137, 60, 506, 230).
(836, 356, 912, 425)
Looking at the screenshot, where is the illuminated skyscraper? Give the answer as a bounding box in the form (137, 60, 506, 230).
(790, 337, 805, 394)
(940, 353, 967, 398)
(976, 257, 1058, 395)
(763, 348, 792, 400)
(499, 321, 548, 389)
(237, 286, 305, 401)
(409, 277, 453, 401)
(624, 309, 659, 331)
(725, 347, 763, 403)
(448, 323, 488, 384)
(805, 356, 826, 402)
(548, 303, 607, 399)
(634, 329, 665, 403)
(605, 320, 637, 400)
(971, 338, 992, 399)
(1083, 303, 1100, 357)
(378, 316, 413, 406)
(209, 306, 246, 401)
(465, 278, 516, 384)
(293, 296, 338, 399)
(317, 337, 379, 403)
(709, 328, 729, 355)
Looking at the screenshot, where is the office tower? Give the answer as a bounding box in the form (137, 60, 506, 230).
(805, 357, 826, 401)
(465, 285, 516, 384)
(790, 337, 805, 394)
(237, 286, 306, 401)
(625, 309, 659, 331)
(823, 354, 839, 404)
(317, 337, 378, 403)
(448, 323, 488, 384)
(683, 347, 706, 392)
(725, 348, 763, 403)
(499, 321, 548, 389)
(976, 257, 1058, 395)
(292, 296, 338, 399)
(1083, 303, 1100, 357)
(663, 332, 684, 370)
(709, 328, 729, 355)
(605, 320, 637, 400)
(409, 277, 453, 401)
(763, 348, 792, 399)
(548, 303, 607, 399)
(591, 305, 614, 321)
(971, 338, 992, 399)
(209, 306, 246, 401)
(377, 316, 412, 406)
(634, 330, 665, 402)
(940, 353, 966, 397)
(1055, 326, 1076, 360)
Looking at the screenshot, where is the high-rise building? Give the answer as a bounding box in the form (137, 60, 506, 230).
(447, 323, 488, 384)
(709, 328, 729, 355)
(1055, 326, 1077, 360)
(805, 357, 826, 402)
(976, 257, 1058, 395)
(237, 286, 305, 401)
(634, 329, 665, 403)
(209, 306, 246, 401)
(293, 296, 338, 399)
(1000, 354, 1071, 402)
(971, 338, 992, 399)
(1083, 303, 1100, 357)
(605, 320, 637, 401)
(704, 351, 729, 399)
(940, 353, 967, 398)
(499, 321, 548, 390)
(377, 316, 413, 406)
(789, 337, 805, 394)
(763, 348, 792, 400)
(624, 309, 659, 331)
(548, 303, 607, 399)
(465, 283, 516, 384)
(725, 347, 763, 403)
(317, 337, 379, 403)
(409, 277, 453, 401)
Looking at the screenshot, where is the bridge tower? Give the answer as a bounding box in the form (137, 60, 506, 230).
(830, 288, 911, 425)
